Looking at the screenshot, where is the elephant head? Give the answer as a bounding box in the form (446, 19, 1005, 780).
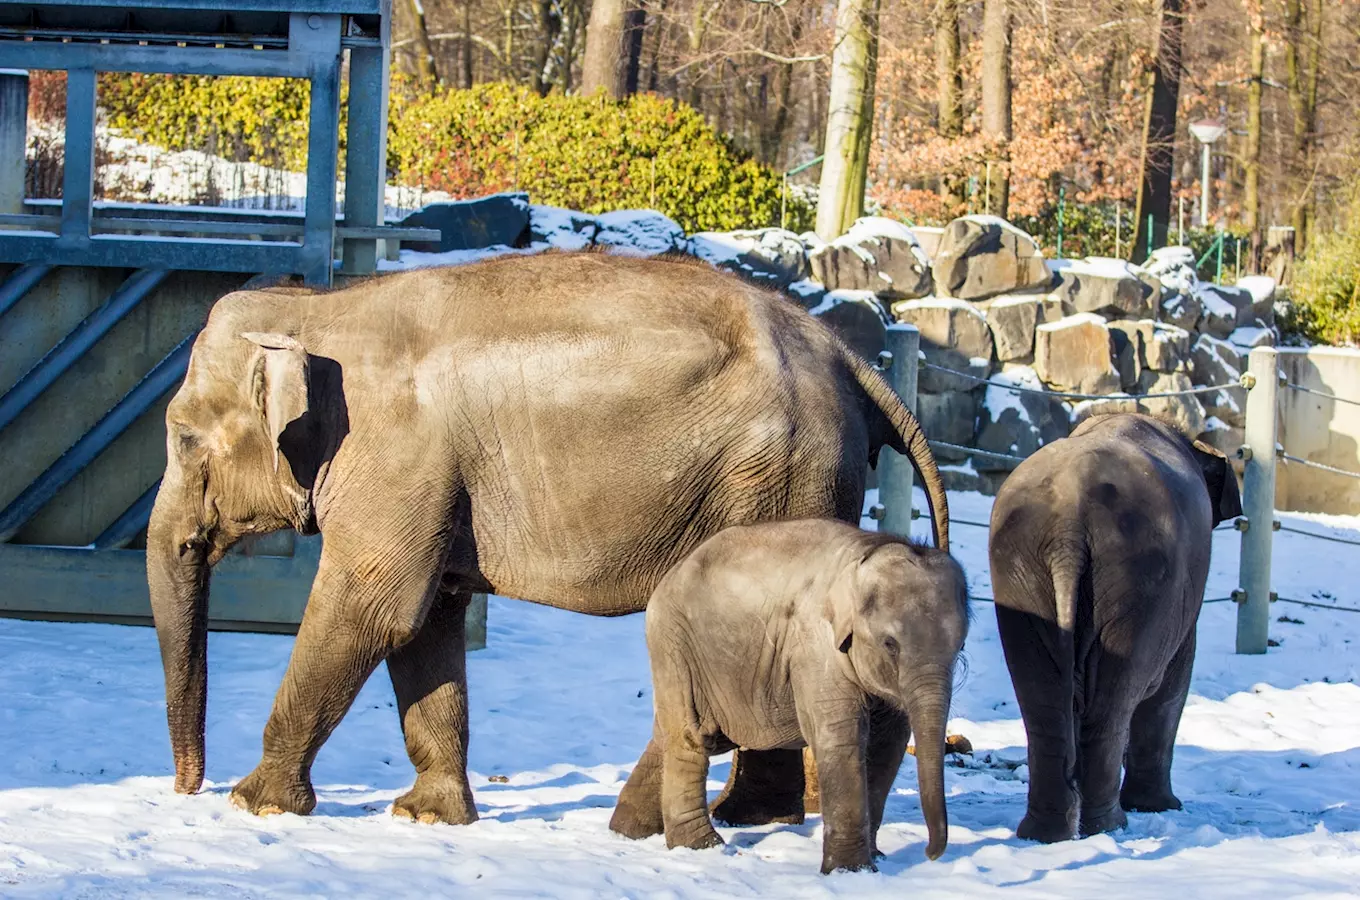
(1191, 439, 1243, 527)
(830, 539, 969, 860)
(147, 323, 342, 794)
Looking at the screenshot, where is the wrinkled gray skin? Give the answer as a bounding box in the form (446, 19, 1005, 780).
(146, 252, 951, 828)
(989, 413, 1242, 842)
(638, 519, 968, 874)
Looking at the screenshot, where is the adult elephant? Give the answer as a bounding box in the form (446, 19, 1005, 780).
(147, 252, 948, 829)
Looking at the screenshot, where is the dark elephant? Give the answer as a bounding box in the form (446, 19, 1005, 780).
(988, 412, 1241, 842)
(146, 252, 949, 830)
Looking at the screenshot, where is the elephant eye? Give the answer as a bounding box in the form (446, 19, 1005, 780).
(883, 636, 900, 658)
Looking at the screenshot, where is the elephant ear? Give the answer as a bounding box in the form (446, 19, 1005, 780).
(1191, 439, 1243, 527)
(829, 548, 876, 654)
(242, 332, 310, 472)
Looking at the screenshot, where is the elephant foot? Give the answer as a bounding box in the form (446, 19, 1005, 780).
(610, 793, 665, 840)
(229, 766, 316, 817)
(710, 748, 805, 827)
(1016, 811, 1076, 844)
(1120, 784, 1182, 814)
(821, 846, 877, 876)
(392, 775, 478, 826)
(665, 817, 725, 851)
(1079, 802, 1128, 837)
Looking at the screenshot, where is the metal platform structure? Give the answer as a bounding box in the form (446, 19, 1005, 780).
(0, 1, 491, 643)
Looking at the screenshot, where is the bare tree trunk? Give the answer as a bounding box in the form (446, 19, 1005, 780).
(1285, 0, 1323, 252)
(981, 0, 1011, 219)
(623, 6, 647, 95)
(935, 0, 963, 208)
(462, 1, 475, 89)
(815, 0, 880, 240)
(406, 0, 440, 88)
(582, 0, 628, 96)
(533, 0, 563, 95)
(645, 0, 669, 92)
(1245, 0, 1265, 267)
(561, 0, 582, 93)
(1132, 0, 1185, 261)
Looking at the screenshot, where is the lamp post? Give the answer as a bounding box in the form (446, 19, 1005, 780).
(1189, 119, 1226, 227)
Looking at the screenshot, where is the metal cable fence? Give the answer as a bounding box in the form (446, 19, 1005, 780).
(921, 362, 1245, 402)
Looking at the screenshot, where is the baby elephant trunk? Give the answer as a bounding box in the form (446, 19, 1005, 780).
(906, 672, 952, 861)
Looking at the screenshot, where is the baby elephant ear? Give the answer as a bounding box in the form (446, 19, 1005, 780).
(241, 332, 309, 472)
(1191, 439, 1243, 526)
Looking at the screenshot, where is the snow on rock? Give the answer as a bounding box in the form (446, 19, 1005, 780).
(1236, 275, 1277, 307)
(1230, 325, 1276, 351)
(593, 209, 687, 257)
(983, 294, 1040, 362)
(807, 289, 890, 362)
(1049, 256, 1159, 321)
(892, 297, 995, 392)
(807, 216, 933, 299)
(784, 278, 827, 309)
(528, 204, 599, 252)
(1145, 245, 1199, 295)
(1194, 284, 1240, 339)
(916, 389, 979, 462)
(378, 244, 535, 272)
(1034, 313, 1121, 395)
(933, 215, 1051, 301)
(687, 228, 809, 289)
(5, 487, 1357, 896)
(974, 365, 1071, 471)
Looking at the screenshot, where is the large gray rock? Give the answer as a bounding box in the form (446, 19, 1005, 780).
(1034, 313, 1120, 395)
(688, 228, 809, 289)
(1144, 245, 1199, 295)
(400, 191, 531, 253)
(784, 278, 827, 310)
(1112, 319, 1190, 379)
(808, 290, 889, 362)
(1049, 257, 1158, 320)
(932, 215, 1052, 301)
(808, 216, 932, 299)
(1109, 322, 1143, 391)
(893, 297, 995, 392)
(984, 295, 1040, 362)
(1137, 370, 1208, 437)
(1161, 291, 1203, 332)
(1195, 284, 1252, 336)
(1236, 275, 1277, 326)
(1203, 386, 1246, 428)
(973, 366, 1071, 472)
(1230, 323, 1276, 352)
(917, 390, 979, 463)
(1190, 334, 1242, 387)
(528, 204, 598, 251)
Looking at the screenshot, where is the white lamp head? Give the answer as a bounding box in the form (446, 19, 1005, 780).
(1190, 119, 1227, 144)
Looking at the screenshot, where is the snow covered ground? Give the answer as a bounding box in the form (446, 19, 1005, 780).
(2, 488, 1359, 897)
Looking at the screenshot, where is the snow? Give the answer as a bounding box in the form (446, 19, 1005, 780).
(785, 279, 827, 305)
(1037, 312, 1107, 332)
(983, 366, 1042, 421)
(1203, 415, 1232, 433)
(376, 244, 534, 273)
(897, 296, 987, 321)
(1236, 276, 1277, 306)
(964, 214, 1042, 249)
(991, 293, 1041, 309)
(593, 210, 686, 257)
(2, 487, 1358, 896)
(1195, 286, 1239, 323)
(1231, 327, 1274, 351)
(527, 205, 599, 253)
(1057, 256, 1147, 282)
(806, 289, 884, 320)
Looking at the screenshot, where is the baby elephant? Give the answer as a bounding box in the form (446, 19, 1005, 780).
(639, 519, 969, 874)
(989, 413, 1242, 843)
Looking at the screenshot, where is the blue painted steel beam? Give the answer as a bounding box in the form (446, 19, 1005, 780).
(15, 1, 382, 13)
(0, 264, 52, 320)
(0, 233, 305, 274)
(0, 42, 317, 78)
(0, 332, 198, 544)
(92, 480, 160, 550)
(0, 268, 169, 436)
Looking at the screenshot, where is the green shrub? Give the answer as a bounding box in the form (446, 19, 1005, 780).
(1283, 200, 1360, 346)
(96, 74, 811, 233)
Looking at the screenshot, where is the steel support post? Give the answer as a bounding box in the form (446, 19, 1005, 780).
(0, 69, 27, 217)
(1236, 346, 1279, 654)
(341, 13, 391, 275)
(294, 13, 342, 285)
(59, 67, 97, 248)
(879, 323, 921, 539)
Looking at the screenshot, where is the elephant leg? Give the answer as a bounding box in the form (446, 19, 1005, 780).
(661, 734, 723, 851)
(803, 747, 821, 815)
(809, 723, 875, 874)
(611, 723, 666, 840)
(997, 606, 1079, 843)
(230, 494, 452, 817)
(1121, 629, 1195, 814)
(1076, 716, 1131, 836)
(386, 588, 478, 825)
(709, 748, 806, 827)
(865, 703, 910, 857)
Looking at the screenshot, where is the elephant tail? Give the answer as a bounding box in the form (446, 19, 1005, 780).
(843, 344, 950, 552)
(1048, 543, 1086, 804)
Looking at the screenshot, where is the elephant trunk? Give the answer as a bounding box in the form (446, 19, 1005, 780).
(146, 490, 210, 795)
(906, 674, 952, 861)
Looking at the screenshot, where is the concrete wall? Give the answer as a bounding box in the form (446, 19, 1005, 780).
(1276, 347, 1360, 515)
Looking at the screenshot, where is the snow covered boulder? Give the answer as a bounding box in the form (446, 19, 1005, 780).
(1236, 275, 1277, 326)
(1049, 257, 1158, 321)
(1034, 313, 1120, 395)
(784, 278, 827, 310)
(1231, 324, 1276, 352)
(1196, 283, 1255, 331)
(688, 228, 809, 289)
(1144, 245, 1199, 295)
(1160, 290, 1203, 332)
(892, 297, 995, 392)
(807, 290, 890, 362)
(1190, 334, 1243, 387)
(594, 209, 687, 257)
(917, 390, 979, 463)
(1111, 319, 1190, 380)
(910, 225, 945, 261)
(398, 191, 531, 253)
(1193, 284, 1240, 339)
(983, 294, 1040, 362)
(528, 204, 598, 251)
(1203, 384, 1246, 428)
(807, 217, 933, 299)
(932, 215, 1052, 301)
(973, 366, 1071, 472)
(1137, 371, 1207, 437)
